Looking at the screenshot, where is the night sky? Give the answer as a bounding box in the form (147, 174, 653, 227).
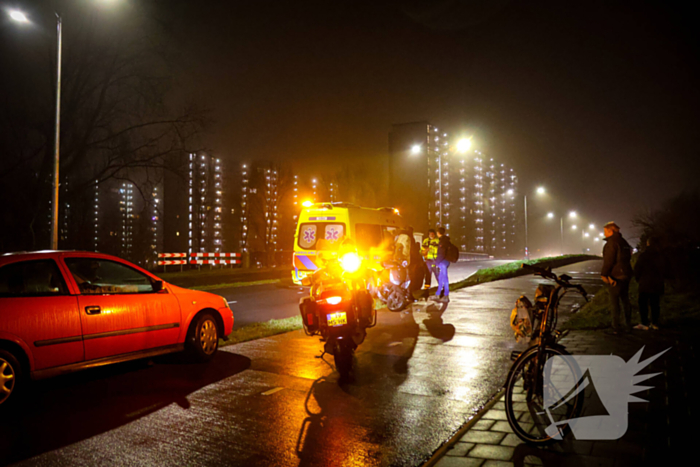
(5, 0, 700, 244)
(174, 0, 699, 242)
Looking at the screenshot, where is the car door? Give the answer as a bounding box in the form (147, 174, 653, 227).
(62, 257, 181, 361)
(0, 259, 83, 370)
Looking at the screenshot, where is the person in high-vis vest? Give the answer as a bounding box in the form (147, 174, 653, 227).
(421, 229, 439, 289)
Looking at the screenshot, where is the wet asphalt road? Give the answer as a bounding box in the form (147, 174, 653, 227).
(1, 260, 604, 467)
(222, 260, 512, 329)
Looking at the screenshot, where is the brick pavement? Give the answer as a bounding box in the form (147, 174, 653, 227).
(426, 328, 697, 466)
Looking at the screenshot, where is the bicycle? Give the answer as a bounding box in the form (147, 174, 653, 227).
(504, 263, 589, 445)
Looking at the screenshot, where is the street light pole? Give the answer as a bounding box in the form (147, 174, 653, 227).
(560, 217, 564, 255)
(438, 149, 442, 226)
(51, 12, 63, 250)
(524, 195, 528, 259)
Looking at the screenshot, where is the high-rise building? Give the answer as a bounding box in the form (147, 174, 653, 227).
(164, 151, 224, 255)
(388, 121, 519, 256)
(237, 162, 282, 256)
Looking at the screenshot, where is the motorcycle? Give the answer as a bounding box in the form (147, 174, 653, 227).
(373, 259, 412, 312)
(299, 243, 376, 381)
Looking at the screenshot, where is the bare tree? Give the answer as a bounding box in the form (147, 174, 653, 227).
(0, 0, 206, 251)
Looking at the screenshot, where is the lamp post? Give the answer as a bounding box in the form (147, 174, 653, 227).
(523, 186, 546, 259)
(10, 9, 62, 250)
(547, 212, 566, 255)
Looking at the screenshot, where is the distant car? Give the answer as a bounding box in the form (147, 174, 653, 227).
(0, 251, 233, 408)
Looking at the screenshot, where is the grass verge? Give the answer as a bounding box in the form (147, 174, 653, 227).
(563, 279, 700, 330)
(448, 254, 598, 291)
(189, 279, 281, 291)
(220, 315, 303, 347)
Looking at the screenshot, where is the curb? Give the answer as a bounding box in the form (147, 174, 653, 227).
(421, 387, 506, 467)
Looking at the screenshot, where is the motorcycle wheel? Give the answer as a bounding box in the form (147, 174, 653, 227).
(386, 290, 408, 312)
(334, 340, 355, 381)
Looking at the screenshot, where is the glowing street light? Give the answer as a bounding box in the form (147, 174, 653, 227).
(589, 223, 595, 230)
(547, 212, 555, 219)
(9, 10, 29, 22)
(507, 189, 514, 196)
(411, 144, 421, 155)
(584, 232, 590, 237)
(456, 138, 471, 153)
(536, 186, 546, 195)
(569, 211, 577, 218)
(572, 225, 577, 230)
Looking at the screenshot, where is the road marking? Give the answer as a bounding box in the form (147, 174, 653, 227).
(388, 342, 402, 347)
(261, 387, 284, 396)
(227, 300, 237, 304)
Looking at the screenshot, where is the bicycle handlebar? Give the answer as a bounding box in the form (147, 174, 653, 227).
(521, 263, 588, 300)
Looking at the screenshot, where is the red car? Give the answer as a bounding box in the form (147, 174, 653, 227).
(0, 251, 233, 408)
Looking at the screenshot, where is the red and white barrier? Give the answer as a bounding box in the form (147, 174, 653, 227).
(157, 259, 188, 265)
(190, 252, 241, 258)
(158, 252, 242, 269)
(189, 259, 241, 265)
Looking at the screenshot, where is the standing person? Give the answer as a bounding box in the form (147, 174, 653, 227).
(394, 229, 411, 265)
(601, 221, 633, 335)
(421, 229, 439, 290)
(408, 237, 424, 298)
(634, 237, 664, 330)
(434, 227, 452, 302)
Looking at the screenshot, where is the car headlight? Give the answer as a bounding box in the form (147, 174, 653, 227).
(340, 252, 361, 274)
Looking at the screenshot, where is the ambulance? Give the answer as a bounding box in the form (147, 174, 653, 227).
(292, 202, 411, 285)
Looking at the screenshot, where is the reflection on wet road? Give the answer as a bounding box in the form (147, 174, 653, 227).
(221, 259, 512, 329)
(3, 260, 603, 467)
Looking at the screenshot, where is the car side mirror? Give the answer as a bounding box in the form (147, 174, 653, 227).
(152, 280, 164, 292)
(301, 277, 312, 286)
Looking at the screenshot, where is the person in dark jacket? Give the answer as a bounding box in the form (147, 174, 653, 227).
(633, 237, 664, 330)
(601, 221, 633, 334)
(434, 227, 451, 302)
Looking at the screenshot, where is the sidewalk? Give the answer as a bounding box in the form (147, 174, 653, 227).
(424, 327, 697, 466)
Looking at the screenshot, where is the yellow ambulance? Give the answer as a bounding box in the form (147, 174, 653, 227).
(292, 202, 410, 285)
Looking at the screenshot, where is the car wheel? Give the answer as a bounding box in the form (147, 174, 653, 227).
(185, 312, 219, 362)
(0, 350, 22, 409)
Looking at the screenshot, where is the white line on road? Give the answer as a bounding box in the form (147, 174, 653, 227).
(228, 300, 237, 304)
(261, 387, 284, 396)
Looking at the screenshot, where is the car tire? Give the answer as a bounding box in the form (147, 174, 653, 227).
(185, 312, 219, 363)
(0, 349, 23, 409)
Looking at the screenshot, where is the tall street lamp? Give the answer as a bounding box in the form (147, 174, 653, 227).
(523, 186, 546, 259)
(547, 212, 565, 255)
(9, 9, 62, 250)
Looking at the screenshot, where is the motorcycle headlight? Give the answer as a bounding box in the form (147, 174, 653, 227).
(340, 252, 361, 274)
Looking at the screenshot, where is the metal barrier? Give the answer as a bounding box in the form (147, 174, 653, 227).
(157, 252, 242, 270)
(189, 252, 241, 265)
(157, 253, 187, 266)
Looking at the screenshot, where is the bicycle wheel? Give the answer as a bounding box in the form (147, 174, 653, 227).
(504, 346, 584, 445)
